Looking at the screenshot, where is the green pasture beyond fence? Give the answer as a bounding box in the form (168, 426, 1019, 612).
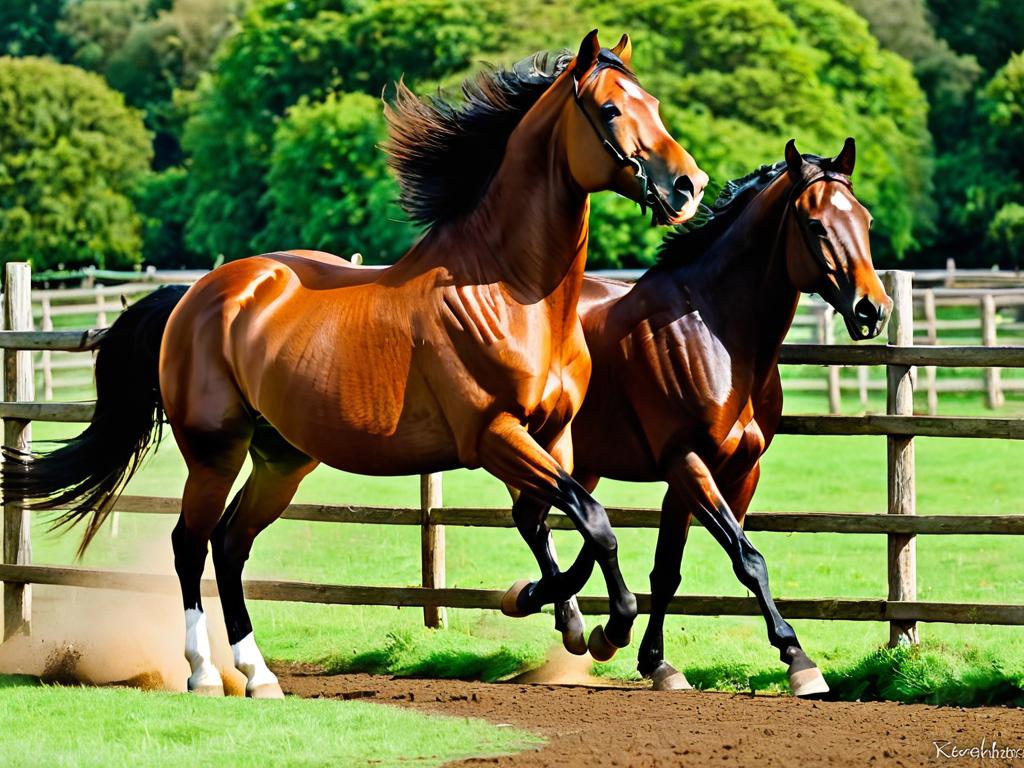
(2, 264, 1024, 649)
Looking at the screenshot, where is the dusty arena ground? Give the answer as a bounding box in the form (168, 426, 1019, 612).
(278, 665, 1024, 767)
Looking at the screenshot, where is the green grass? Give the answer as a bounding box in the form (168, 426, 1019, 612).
(0, 676, 541, 767)
(14, 391, 1024, 706)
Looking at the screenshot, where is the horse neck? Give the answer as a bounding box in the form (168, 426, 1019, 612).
(428, 75, 590, 305)
(684, 175, 803, 372)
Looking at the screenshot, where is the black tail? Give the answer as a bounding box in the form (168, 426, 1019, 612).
(0, 284, 189, 556)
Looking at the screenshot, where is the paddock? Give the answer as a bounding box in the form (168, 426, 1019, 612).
(3, 264, 1024, 637)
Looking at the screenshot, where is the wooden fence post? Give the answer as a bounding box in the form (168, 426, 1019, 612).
(922, 289, 938, 415)
(883, 270, 918, 646)
(420, 472, 446, 628)
(821, 306, 841, 414)
(3, 262, 34, 639)
(981, 294, 1004, 409)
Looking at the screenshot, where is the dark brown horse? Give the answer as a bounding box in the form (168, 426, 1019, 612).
(503, 139, 890, 696)
(2, 32, 707, 697)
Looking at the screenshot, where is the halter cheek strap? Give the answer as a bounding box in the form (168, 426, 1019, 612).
(777, 173, 855, 277)
(571, 59, 654, 215)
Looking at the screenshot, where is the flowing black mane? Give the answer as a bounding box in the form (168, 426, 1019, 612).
(385, 50, 573, 229)
(657, 154, 839, 266)
(656, 162, 787, 265)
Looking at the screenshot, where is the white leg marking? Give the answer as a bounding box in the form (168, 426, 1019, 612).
(232, 632, 279, 693)
(184, 608, 223, 693)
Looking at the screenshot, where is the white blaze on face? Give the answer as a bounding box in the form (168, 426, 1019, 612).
(617, 77, 645, 100)
(831, 189, 854, 212)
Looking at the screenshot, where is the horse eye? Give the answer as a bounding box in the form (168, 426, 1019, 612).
(807, 219, 827, 238)
(600, 103, 621, 121)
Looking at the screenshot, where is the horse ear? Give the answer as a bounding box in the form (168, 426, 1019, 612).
(831, 137, 856, 176)
(785, 139, 803, 179)
(611, 34, 632, 65)
(573, 29, 601, 80)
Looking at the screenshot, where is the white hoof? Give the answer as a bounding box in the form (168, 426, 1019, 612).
(650, 662, 693, 691)
(187, 663, 225, 697)
(248, 682, 285, 700)
(233, 632, 281, 699)
(789, 665, 829, 697)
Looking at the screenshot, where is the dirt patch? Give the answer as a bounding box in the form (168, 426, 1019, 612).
(277, 665, 1024, 767)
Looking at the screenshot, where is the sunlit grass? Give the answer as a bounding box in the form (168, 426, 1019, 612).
(0, 676, 541, 767)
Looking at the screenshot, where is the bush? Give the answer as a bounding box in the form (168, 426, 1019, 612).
(0, 57, 152, 270)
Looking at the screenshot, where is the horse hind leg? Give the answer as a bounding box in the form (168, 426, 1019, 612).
(638, 489, 692, 691)
(211, 429, 318, 698)
(173, 428, 252, 696)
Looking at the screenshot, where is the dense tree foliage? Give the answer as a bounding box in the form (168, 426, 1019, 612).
(0, 1, 70, 58)
(0, 0, 1019, 270)
(258, 92, 413, 260)
(0, 57, 152, 270)
(585, 0, 934, 264)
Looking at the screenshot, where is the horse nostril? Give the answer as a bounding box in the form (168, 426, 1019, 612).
(854, 297, 879, 325)
(673, 175, 694, 200)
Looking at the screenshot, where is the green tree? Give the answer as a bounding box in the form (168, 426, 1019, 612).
(182, 0, 507, 261)
(592, 0, 934, 265)
(0, 1, 70, 58)
(0, 57, 152, 270)
(844, 0, 982, 148)
(57, 0, 148, 72)
(258, 92, 414, 261)
(927, 0, 1024, 75)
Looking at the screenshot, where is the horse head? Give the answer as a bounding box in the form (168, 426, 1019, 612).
(564, 30, 708, 225)
(783, 138, 892, 340)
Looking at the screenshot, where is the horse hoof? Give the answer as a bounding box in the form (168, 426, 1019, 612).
(587, 625, 629, 662)
(500, 580, 532, 618)
(650, 662, 692, 691)
(562, 629, 588, 656)
(789, 665, 829, 698)
(248, 682, 285, 700)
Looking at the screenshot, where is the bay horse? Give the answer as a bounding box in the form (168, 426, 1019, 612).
(1, 31, 708, 697)
(503, 139, 891, 696)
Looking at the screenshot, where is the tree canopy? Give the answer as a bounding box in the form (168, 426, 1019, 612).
(0, 56, 151, 270)
(0, 0, 1019, 271)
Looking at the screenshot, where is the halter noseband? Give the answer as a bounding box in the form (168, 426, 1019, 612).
(571, 53, 660, 216)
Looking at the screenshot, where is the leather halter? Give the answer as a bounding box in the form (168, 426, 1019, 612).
(776, 170, 855, 277)
(571, 53, 661, 216)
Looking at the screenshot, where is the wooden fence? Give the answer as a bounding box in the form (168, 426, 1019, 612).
(3, 265, 1024, 648)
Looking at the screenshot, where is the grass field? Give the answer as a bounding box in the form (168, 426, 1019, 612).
(0, 675, 540, 767)
(10, 387, 1023, 706)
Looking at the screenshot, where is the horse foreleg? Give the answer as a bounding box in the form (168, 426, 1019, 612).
(481, 416, 636, 660)
(510, 491, 588, 656)
(663, 450, 828, 697)
(211, 442, 317, 699)
(637, 488, 692, 690)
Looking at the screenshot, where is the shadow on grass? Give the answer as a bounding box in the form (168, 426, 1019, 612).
(0, 674, 40, 689)
(319, 629, 543, 683)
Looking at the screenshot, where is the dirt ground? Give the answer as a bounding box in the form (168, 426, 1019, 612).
(278, 665, 1024, 767)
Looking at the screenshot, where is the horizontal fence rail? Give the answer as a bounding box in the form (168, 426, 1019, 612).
(1, 564, 1021, 626)
(2, 266, 1024, 647)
